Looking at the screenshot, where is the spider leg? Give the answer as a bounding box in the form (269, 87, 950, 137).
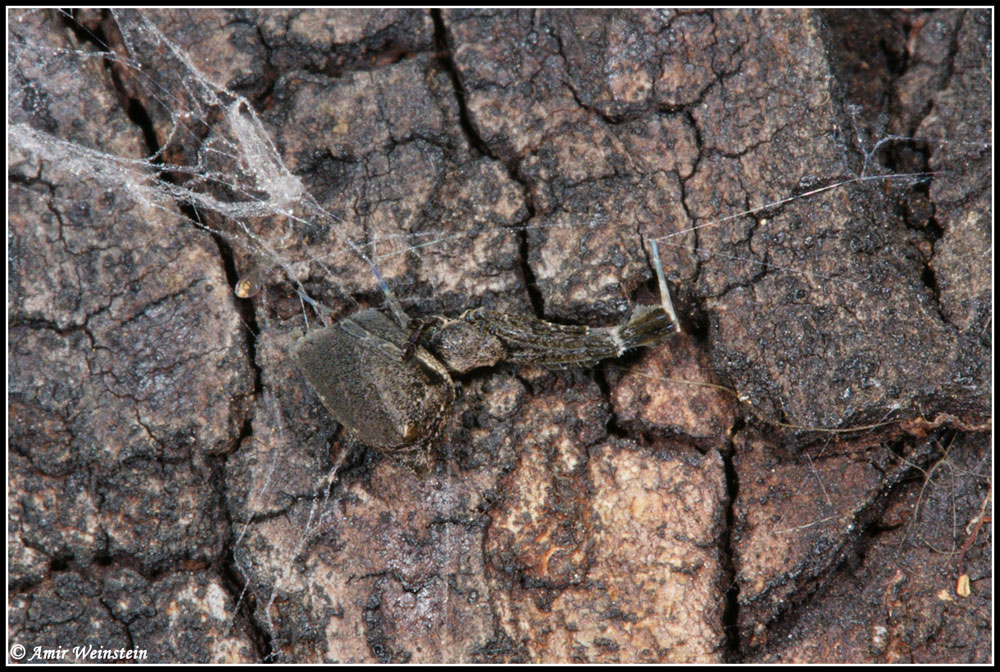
(368, 235, 412, 330)
(401, 318, 428, 361)
(377, 280, 412, 332)
(339, 315, 408, 361)
(458, 239, 682, 367)
(648, 238, 681, 334)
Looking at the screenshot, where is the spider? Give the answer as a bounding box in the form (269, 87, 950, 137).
(291, 239, 680, 463)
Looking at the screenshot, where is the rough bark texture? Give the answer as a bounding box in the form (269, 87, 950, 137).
(8, 8, 991, 663)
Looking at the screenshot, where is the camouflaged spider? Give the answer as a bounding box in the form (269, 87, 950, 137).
(291, 240, 680, 462)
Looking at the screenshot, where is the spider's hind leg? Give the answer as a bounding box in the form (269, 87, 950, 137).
(367, 255, 413, 330)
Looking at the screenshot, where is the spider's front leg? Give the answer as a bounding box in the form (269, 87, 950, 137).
(455, 304, 678, 369)
(432, 238, 681, 369)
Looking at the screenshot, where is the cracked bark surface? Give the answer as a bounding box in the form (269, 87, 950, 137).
(8, 8, 991, 663)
